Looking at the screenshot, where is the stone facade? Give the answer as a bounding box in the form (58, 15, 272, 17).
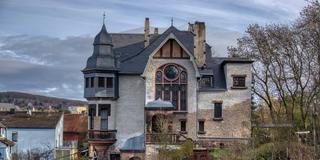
(83, 18, 253, 160)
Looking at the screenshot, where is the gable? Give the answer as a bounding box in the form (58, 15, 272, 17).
(153, 39, 190, 59)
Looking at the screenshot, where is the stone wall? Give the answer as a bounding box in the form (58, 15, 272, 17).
(197, 63, 252, 139)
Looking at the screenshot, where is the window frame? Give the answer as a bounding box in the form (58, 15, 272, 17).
(155, 63, 188, 112)
(232, 75, 247, 88)
(199, 75, 214, 88)
(198, 120, 205, 134)
(106, 77, 113, 88)
(12, 131, 18, 142)
(90, 77, 94, 88)
(213, 102, 223, 121)
(98, 77, 105, 88)
(179, 119, 187, 133)
(85, 78, 90, 88)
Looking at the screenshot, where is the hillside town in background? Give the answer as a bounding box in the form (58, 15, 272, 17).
(0, 1, 319, 160)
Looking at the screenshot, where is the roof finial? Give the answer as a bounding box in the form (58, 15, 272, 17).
(171, 17, 173, 26)
(103, 12, 106, 25)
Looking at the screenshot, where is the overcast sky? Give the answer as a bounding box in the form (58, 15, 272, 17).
(0, 0, 308, 100)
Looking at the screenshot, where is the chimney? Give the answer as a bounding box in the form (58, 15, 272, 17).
(192, 21, 206, 67)
(154, 27, 159, 35)
(144, 17, 150, 47)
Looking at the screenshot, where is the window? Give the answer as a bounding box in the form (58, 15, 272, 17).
(155, 64, 188, 111)
(214, 102, 223, 120)
(106, 77, 113, 88)
(232, 75, 246, 88)
(199, 75, 214, 88)
(180, 120, 187, 133)
(99, 104, 110, 130)
(12, 132, 18, 142)
(90, 77, 94, 88)
(88, 104, 96, 129)
(198, 120, 205, 134)
(98, 77, 105, 88)
(85, 78, 89, 88)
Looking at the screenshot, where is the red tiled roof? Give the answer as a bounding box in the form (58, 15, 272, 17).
(64, 114, 87, 133)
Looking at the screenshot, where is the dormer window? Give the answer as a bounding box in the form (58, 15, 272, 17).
(199, 75, 214, 88)
(232, 75, 246, 88)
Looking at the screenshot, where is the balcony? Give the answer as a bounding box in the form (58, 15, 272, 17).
(88, 130, 117, 143)
(146, 133, 184, 144)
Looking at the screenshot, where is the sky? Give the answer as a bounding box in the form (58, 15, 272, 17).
(0, 0, 308, 100)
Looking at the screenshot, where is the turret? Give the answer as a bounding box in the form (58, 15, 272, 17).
(82, 22, 119, 99)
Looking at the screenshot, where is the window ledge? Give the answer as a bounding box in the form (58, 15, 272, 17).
(173, 111, 188, 114)
(231, 86, 247, 90)
(198, 131, 206, 135)
(179, 131, 188, 134)
(213, 118, 223, 121)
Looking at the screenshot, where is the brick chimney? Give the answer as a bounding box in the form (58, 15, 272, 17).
(154, 27, 159, 35)
(144, 17, 150, 47)
(190, 21, 206, 67)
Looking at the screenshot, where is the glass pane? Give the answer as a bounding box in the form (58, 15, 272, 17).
(180, 71, 187, 83)
(164, 84, 170, 101)
(155, 84, 162, 99)
(106, 77, 113, 88)
(180, 84, 187, 111)
(90, 77, 94, 87)
(172, 84, 179, 110)
(164, 65, 179, 80)
(101, 119, 108, 130)
(156, 71, 162, 83)
(98, 77, 105, 88)
(214, 103, 222, 118)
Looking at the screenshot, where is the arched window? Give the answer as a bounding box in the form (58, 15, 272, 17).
(155, 64, 187, 111)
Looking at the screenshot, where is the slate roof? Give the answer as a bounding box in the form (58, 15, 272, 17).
(120, 134, 145, 152)
(86, 24, 252, 89)
(0, 111, 63, 129)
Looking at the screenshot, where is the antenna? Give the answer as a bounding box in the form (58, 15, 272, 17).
(103, 12, 106, 24)
(171, 17, 173, 26)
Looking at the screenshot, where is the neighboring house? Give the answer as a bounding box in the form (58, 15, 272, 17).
(63, 114, 88, 148)
(0, 111, 64, 158)
(82, 17, 253, 160)
(68, 106, 87, 114)
(0, 103, 20, 111)
(0, 122, 14, 160)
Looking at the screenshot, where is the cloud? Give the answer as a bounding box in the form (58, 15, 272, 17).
(0, 35, 92, 100)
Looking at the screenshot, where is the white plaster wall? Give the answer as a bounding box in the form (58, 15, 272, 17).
(115, 75, 145, 147)
(0, 143, 10, 160)
(7, 128, 56, 152)
(55, 114, 64, 148)
(144, 59, 198, 113)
